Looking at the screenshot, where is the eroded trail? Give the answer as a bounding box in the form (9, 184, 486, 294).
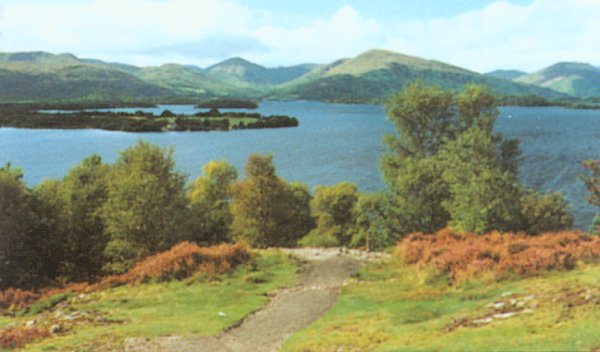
(126, 252, 363, 352)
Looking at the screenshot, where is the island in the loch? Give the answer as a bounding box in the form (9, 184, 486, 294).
(0, 101, 297, 132)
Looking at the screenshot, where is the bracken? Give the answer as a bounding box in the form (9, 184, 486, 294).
(0, 326, 49, 349)
(398, 229, 600, 283)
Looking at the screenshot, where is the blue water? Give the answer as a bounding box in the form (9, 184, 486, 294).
(1, 101, 599, 228)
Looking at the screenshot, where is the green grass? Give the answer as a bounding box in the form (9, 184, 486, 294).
(282, 258, 600, 352)
(16, 251, 298, 351)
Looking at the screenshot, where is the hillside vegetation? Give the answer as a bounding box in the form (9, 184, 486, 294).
(515, 62, 600, 98)
(485, 69, 527, 80)
(2, 82, 599, 350)
(0, 49, 576, 104)
(0, 248, 298, 351)
(283, 249, 599, 351)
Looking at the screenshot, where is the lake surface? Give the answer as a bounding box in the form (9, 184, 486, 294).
(1, 101, 599, 228)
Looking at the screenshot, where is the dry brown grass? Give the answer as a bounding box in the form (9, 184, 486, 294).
(398, 228, 600, 283)
(0, 326, 49, 349)
(0, 243, 252, 314)
(97, 242, 252, 287)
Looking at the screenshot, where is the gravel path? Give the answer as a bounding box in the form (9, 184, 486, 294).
(125, 249, 373, 352)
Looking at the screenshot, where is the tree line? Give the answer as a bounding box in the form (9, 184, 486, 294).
(1, 82, 577, 291)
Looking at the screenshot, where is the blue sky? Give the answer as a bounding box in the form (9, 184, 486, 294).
(0, 0, 598, 72)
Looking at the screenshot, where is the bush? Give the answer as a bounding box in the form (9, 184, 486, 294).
(398, 228, 600, 284)
(299, 228, 341, 248)
(519, 190, 574, 234)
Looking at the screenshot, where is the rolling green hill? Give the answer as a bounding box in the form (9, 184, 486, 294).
(0, 66, 173, 102)
(515, 62, 600, 98)
(485, 69, 527, 80)
(275, 49, 566, 102)
(205, 57, 319, 86)
(0, 50, 578, 104)
(0, 52, 175, 102)
(134, 64, 249, 97)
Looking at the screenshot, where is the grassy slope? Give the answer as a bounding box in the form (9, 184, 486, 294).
(515, 63, 600, 98)
(276, 50, 566, 102)
(283, 258, 600, 352)
(135, 64, 249, 97)
(11, 251, 298, 351)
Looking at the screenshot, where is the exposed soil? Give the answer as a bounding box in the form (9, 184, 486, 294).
(125, 249, 371, 352)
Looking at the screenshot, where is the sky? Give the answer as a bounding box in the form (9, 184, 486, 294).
(0, 0, 598, 73)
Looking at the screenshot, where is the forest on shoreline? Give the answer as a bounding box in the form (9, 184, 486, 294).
(0, 101, 297, 132)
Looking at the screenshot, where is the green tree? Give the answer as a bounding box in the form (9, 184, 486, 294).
(101, 141, 188, 273)
(383, 81, 456, 161)
(188, 160, 237, 245)
(286, 182, 315, 243)
(30, 179, 67, 284)
(61, 155, 110, 281)
(300, 182, 358, 247)
(519, 190, 573, 235)
(382, 82, 558, 235)
(439, 127, 522, 233)
(0, 164, 37, 289)
(582, 160, 600, 233)
(231, 154, 308, 248)
(350, 192, 402, 250)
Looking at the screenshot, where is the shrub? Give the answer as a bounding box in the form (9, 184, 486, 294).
(0, 327, 49, 349)
(398, 228, 600, 284)
(299, 227, 341, 248)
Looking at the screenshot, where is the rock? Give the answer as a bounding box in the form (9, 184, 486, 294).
(492, 302, 505, 309)
(473, 317, 493, 325)
(50, 324, 62, 334)
(218, 311, 226, 317)
(25, 319, 36, 328)
(516, 301, 526, 308)
(509, 298, 517, 306)
(522, 309, 534, 314)
(493, 312, 517, 319)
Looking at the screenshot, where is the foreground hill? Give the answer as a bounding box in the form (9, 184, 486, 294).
(274, 50, 566, 102)
(515, 62, 600, 98)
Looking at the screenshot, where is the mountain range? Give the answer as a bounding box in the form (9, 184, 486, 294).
(0, 49, 596, 104)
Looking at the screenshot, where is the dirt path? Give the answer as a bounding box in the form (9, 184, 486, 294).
(126, 250, 368, 352)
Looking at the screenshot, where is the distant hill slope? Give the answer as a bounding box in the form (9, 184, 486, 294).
(0, 52, 175, 102)
(485, 69, 527, 80)
(515, 62, 600, 98)
(0, 65, 173, 102)
(276, 49, 566, 102)
(206, 57, 319, 86)
(0, 50, 577, 103)
(135, 64, 249, 97)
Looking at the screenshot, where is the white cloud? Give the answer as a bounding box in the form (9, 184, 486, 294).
(0, 0, 599, 71)
(0, 0, 255, 64)
(382, 0, 600, 72)
(249, 5, 383, 66)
